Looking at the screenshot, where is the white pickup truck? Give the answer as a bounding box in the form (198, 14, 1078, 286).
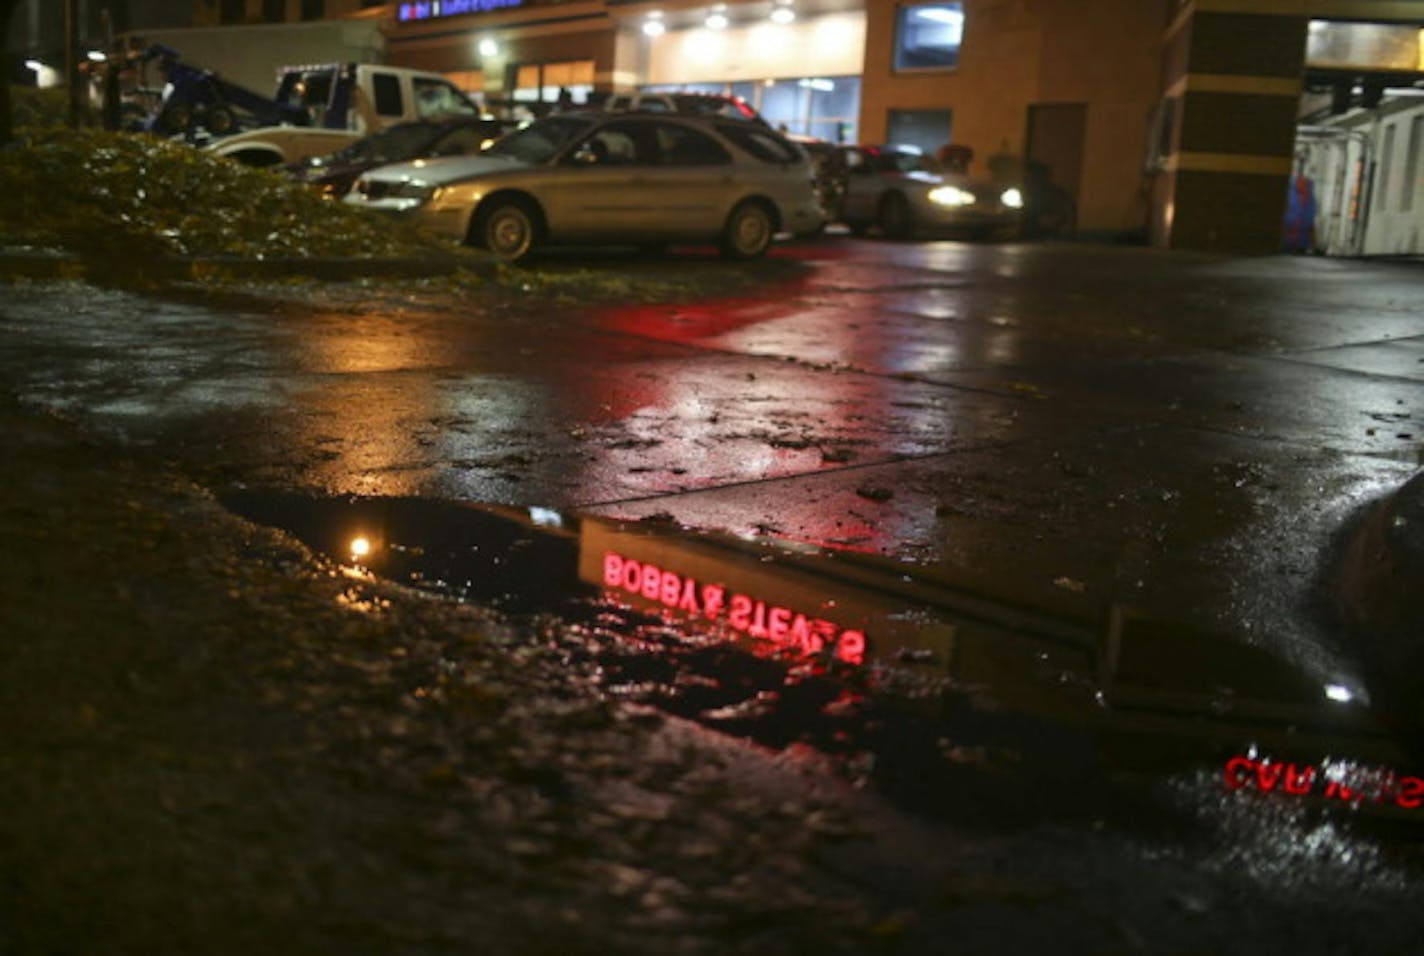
(205, 63, 479, 168)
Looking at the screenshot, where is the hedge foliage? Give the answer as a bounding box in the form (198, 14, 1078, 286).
(0, 123, 452, 261)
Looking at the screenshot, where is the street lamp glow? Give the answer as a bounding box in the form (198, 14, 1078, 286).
(478, 37, 498, 57)
(350, 536, 372, 560)
(87, 50, 107, 62)
(24, 59, 44, 71)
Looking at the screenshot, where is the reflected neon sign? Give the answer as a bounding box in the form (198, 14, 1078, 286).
(1224, 752, 1424, 810)
(602, 551, 867, 665)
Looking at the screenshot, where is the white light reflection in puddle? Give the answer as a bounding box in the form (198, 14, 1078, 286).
(1163, 748, 1424, 902)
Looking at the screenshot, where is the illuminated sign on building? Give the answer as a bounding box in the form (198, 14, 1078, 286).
(1224, 752, 1424, 810)
(600, 550, 868, 665)
(398, 0, 523, 22)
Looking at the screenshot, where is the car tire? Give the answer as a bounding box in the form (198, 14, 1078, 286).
(477, 197, 539, 263)
(719, 201, 774, 260)
(877, 192, 914, 240)
(206, 107, 236, 136)
(157, 105, 192, 136)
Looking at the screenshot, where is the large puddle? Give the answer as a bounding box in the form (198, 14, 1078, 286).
(223, 491, 1424, 829)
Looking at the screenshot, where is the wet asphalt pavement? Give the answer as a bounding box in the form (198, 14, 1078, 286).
(2, 240, 1419, 675)
(2, 236, 1424, 953)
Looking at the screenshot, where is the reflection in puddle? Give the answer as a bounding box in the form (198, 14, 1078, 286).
(222, 491, 1422, 835)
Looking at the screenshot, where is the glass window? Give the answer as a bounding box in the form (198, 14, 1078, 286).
(887, 108, 952, 154)
(430, 126, 485, 157)
(759, 80, 801, 133)
(895, 2, 965, 71)
(280, 69, 334, 122)
(412, 78, 476, 118)
(656, 124, 732, 166)
(488, 116, 595, 163)
(715, 123, 800, 164)
(578, 121, 654, 164)
(371, 73, 403, 116)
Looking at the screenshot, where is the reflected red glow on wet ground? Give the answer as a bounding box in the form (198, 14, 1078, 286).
(601, 549, 868, 665)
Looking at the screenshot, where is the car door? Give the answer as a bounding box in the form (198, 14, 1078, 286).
(543, 119, 659, 237)
(837, 148, 880, 223)
(633, 121, 737, 237)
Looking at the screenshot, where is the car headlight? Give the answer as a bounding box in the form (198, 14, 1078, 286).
(928, 185, 975, 207)
(1000, 187, 1024, 209)
(391, 179, 441, 201)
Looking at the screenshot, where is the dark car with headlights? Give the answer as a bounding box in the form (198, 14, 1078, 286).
(822, 144, 1026, 240)
(343, 111, 826, 263)
(284, 117, 516, 199)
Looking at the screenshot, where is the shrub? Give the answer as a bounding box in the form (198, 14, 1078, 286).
(0, 127, 451, 260)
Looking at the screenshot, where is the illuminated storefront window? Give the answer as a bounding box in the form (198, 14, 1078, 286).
(643, 76, 860, 142)
(894, 1, 964, 71)
(512, 60, 596, 106)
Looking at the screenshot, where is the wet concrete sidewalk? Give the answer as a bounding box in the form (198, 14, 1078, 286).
(1, 240, 1423, 953)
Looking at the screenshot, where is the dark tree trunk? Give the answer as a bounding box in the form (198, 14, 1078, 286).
(0, 0, 21, 146)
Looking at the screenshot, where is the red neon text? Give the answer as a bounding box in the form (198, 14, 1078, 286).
(602, 551, 867, 665)
(1224, 753, 1424, 810)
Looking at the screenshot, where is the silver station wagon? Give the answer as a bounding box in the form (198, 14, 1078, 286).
(344, 111, 827, 262)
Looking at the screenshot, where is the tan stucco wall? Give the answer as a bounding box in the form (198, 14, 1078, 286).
(859, 0, 1170, 235)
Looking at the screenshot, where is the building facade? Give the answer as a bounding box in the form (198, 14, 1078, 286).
(1151, 0, 1423, 254)
(183, 0, 1424, 253)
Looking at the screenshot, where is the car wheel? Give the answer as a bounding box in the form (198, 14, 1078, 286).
(478, 197, 539, 263)
(206, 106, 236, 136)
(878, 192, 914, 239)
(157, 104, 192, 135)
(719, 201, 774, 259)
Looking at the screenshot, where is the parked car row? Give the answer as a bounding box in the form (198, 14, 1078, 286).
(278, 99, 1065, 262)
(341, 111, 825, 262)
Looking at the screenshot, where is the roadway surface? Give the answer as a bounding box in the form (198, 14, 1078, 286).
(2, 237, 1422, 953)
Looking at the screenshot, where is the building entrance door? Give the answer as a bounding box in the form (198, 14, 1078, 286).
(1024, 102, 1086, 235)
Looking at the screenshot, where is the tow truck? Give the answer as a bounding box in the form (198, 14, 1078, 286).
(132, 44, 480, 167)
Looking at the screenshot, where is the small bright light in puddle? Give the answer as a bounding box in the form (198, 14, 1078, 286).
(1324, 683, 1354, 703)
(350, 536, 372, 559)
(528, 507, 563, 528)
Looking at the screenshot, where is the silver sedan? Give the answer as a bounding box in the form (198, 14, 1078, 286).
(343, 112, 826, 262)
(823, 145, 1025, 240)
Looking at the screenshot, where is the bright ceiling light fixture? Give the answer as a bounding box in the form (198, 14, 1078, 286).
(478, 37, 499, 57)
(706, 5, 729, 29)
(643, 11, 666, 36)
(770, 2, 794, 24)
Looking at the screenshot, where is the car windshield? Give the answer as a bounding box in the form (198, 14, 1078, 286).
(330, 123, 447, 165)
(485, 117, 596, 164)
(878, 149, 940, 174)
